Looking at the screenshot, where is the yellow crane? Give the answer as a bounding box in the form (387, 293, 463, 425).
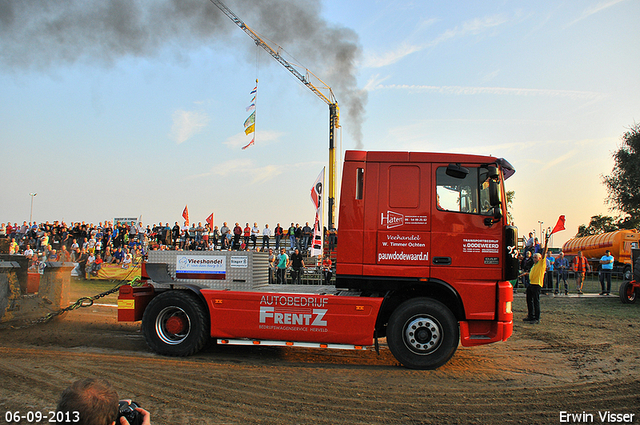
(209, 0, 339, 229)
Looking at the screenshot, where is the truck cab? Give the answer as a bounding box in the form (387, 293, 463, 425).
(336, 151, 517, 364)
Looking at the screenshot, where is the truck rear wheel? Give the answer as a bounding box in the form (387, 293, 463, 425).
(142, 290, 210, 356)
(619, 281, 637, 304)
(387, 298, 459, 370)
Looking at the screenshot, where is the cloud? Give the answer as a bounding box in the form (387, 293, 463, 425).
(363, 43, 424, 68)
(366, 81, 604, 100)
(363, 74, 390, 92)
(363, 14, 508, 68)
(197, 158, 252, 177)
(170, 109, 210, 144)
(187, 158, 282, 185)
(566, 0, 628, 27)
(540, 149, 578, 171)
(433, 14, 508, 43)
(250, 165, 283, 185)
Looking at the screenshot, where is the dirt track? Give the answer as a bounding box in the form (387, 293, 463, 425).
(1, 284, 639, 424)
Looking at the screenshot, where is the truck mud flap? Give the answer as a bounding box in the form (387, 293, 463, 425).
(145, 263, 176, 284)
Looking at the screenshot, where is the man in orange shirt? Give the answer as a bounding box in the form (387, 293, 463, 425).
(572, 250, 591, 295)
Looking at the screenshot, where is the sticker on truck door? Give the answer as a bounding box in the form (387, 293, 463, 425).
(381, 210, 428, 229)
(462, 238, 499, 254)
(377, 232, 430, 265)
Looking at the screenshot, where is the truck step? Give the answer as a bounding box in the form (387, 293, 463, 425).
(217, 339, 366, 350)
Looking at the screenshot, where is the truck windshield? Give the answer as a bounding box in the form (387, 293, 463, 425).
(436, 166, 497, 216)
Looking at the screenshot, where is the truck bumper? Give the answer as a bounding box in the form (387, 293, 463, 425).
(117, 284, 155, 322)
(459, 280, 513, 347)
(459, 319, 513, 347)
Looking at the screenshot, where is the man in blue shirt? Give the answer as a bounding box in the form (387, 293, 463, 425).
(276, 248, 289, 284)
(599, 250, 615, 295)
(554, 251, 570, 295)
(545, 251, 555, 292)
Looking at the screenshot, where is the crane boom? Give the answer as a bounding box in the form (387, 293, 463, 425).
(209, 0, 339, 230)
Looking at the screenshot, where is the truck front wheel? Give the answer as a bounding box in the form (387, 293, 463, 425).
(142, 290, 210, 356)
(387, 298, 459, 369)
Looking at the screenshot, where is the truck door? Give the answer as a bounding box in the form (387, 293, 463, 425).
(431, 163, 503, 286)
(337, 155, 367, 275)
(371, 162, 431, 278)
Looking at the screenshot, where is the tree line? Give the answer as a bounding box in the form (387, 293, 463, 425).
(577, 123, 640, 237)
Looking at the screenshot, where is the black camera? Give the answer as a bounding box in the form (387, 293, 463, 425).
(118, 400, 143, 425)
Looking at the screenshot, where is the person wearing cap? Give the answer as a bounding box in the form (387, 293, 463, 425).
(599, 250, 614, 295)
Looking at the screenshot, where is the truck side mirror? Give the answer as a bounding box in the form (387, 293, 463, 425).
(446, 163, 469, 179)
(484, 180, 503, 226)
(487, 165, 499, 179)
(484, 207, 503, 226)
(489, 180, 501, 207)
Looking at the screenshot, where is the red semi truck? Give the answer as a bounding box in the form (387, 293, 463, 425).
(118, 150, 518, 369)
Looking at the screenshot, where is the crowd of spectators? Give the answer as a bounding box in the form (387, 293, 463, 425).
(0, 220, 144, 276)
(0, 219, 336, 277)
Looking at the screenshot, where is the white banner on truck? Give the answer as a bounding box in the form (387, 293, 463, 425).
(176, 255, 226, 280)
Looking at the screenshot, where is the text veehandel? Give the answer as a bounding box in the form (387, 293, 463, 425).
(185, 258, 223, 265)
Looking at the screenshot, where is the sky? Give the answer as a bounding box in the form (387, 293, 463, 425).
(1, 0, 638, 248)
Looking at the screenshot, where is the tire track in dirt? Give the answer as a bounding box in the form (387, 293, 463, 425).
(1, 345, 639, 424)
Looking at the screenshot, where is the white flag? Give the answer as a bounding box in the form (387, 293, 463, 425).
(310, 168, 325, 257)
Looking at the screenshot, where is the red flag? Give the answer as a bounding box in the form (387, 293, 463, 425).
(182, 205, 189, 226)
(206, 213, 214, 227)
(551, 215, 565, 235)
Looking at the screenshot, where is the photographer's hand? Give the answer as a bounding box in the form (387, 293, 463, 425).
(119, 407, 151, 425)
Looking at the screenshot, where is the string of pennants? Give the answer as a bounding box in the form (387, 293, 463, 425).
(242, 80, 257, 150)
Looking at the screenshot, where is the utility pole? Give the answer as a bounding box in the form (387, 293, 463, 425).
(538, 221, 544, 245)
(29, 193, 37, 223)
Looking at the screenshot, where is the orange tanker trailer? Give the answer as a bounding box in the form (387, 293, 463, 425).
(562, 229, 640, 280)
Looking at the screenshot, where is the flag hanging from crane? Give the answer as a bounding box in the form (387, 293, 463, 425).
(310, 167, 325, 257)
(243, 80, 257, 149)
(241, 138, 255, 150)
(243, 111, 255, 128)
